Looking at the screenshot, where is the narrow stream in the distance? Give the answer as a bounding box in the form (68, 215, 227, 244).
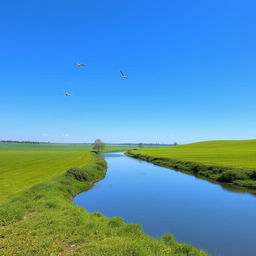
(74, 152, 256, 256)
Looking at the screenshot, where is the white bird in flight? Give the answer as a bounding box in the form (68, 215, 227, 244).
(120, 70, 127, 79)
(74, 63, 86, 67)
(64, 90, 72, 96)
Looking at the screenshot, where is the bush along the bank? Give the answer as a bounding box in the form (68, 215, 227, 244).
(66, 167, 92, 181)
(0, 152, 208, 256)
(126, 150, 256, 190)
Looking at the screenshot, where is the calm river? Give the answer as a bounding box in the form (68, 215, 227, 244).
(74, 152, 256, 256)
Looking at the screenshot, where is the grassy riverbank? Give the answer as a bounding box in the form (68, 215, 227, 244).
(0, 143, 135, 203)
(0, 143, 208, 256)
(127, 140, 256, 190)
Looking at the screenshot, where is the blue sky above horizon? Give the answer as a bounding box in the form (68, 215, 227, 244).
(1, 0, 256, 144)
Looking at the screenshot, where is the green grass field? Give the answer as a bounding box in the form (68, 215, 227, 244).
(0, 143, 135, 204)
(132, 140, 256, 169)
(128, 140, 256, 189)
(0, 143, 207, 256)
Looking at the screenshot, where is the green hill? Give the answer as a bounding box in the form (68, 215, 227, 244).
(128, 140, 256, 189)
(132, 140, 256, 168)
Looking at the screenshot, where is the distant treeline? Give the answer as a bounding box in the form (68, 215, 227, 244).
(85, 143, 173, 146)
(0, 140, 50, 144)
(0, 141, 175, 146)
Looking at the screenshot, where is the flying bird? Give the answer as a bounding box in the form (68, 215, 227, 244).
(120, 70, 127, 79)
(64, 90, 72, 96)
(74, 63, 86, 67)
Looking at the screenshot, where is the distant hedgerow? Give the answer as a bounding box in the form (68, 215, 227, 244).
(126, 150, 256, 190)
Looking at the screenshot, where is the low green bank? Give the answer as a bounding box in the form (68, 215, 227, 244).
(0, 153, 208, 256)
(0, 143, 136, 204)
(126, 140, 256, 190)
(0, 150, 94, 204)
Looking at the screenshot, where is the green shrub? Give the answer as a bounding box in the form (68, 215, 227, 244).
(249, 170, 256, 180)
(234, 179, 256, 189)
(66, 167, 90, 182)
(217, 170, 247, 182)
(190, 164, 208, 173)
(162, 233, 176, 246)
(123, 224, 142, 234)
(175, 243, 195, 254)
(210, 167, 224, 174)
(108, 217, 123, 228)
(92, 212, 103, 218)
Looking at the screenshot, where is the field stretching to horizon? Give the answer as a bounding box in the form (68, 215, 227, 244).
(0, 143, 136, 204)
(127, 140, 256, 189)
(131, 140, 256, 169)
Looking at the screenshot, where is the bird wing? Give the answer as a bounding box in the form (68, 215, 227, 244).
(120, 70, 125, 76)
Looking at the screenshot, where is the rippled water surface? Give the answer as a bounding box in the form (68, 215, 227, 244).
(74, 152, 256, 256)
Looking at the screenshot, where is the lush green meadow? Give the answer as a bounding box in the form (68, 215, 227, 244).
(0, 143, 135, 204)
(0, 150, 93, 204)
(127, 140, 256, 189)
(0, 143, 207, 256)
(129, 140, 256, 168)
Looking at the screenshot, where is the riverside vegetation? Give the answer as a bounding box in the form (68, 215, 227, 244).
(0, 143, 208, 256)
(0, 143, 135, 203)
(127, 140, 256, 190)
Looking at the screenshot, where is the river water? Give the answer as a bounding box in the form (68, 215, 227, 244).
(74, 152, 256, 256)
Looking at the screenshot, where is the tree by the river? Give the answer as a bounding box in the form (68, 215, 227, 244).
(138, 142, 144, 148)
(92, 139, 105, 153)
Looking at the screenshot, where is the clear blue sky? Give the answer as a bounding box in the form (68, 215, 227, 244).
(1, 0, 255, 144)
